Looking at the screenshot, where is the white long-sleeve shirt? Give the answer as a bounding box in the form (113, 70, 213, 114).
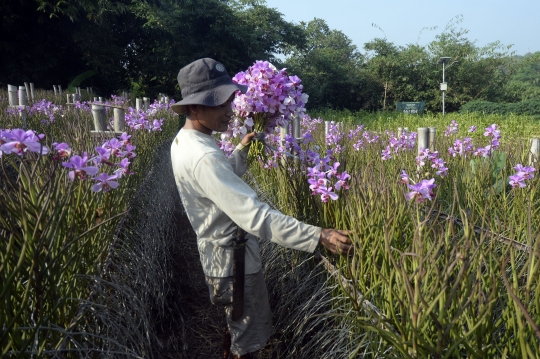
(170, 129, 321, 277)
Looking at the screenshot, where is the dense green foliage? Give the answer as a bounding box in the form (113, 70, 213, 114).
(460, 99, 540, 118)
(1, 2, 539, 111)
(0, 0, 306, 97)
(285, 16, 519, 112)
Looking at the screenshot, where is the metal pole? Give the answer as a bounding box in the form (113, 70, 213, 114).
(442, 62, 445, 116)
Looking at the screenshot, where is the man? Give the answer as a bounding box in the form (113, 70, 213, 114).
(170, 58, 352, 359)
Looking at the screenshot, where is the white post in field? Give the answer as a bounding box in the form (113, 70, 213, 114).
(30, 83, 35, 101)
(18, 86, 27, 106)
(136, 98, 142, 111)
(324, 121, 330, 138)
(397, 127, 403, 137)
(529, 138, 540, 166)
(417, 128, 429, 155)
(24, 83, 30, 103)
(67, 94, 72, 104)
(280, 124, 289, 146)
(58, 85, 63, 96)
(292, 116, 301, 139)
(8, 85, 18, 106)
(18, 86, 27, 128)
(143, 97, 149, 111)
(113, 108, 125, 132)
(53, 85, 58, 96)
(92, 104, 108, 131)
(428, 127, 436, 151)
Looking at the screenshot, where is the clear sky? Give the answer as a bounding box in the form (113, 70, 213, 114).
(264, 0, 539, 56)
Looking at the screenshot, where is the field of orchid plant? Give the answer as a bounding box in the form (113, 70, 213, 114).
(2, 59, 540, 358)
(223, 61, 540, 358)
(0, 90, 178, 356)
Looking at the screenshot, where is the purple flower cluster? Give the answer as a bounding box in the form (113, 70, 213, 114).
(444, 120, 459, 136)
(472, 124, 501, 157)
(59, 132, 136, 192)
(307, 151, 350, 202)
(326, 122, 344, 154)
(416, 148, 448, 177)
(230, 61, 308, 136)
(123, 108, 164, 132)
(381, 129, 417, 160)
(0, 129, 49, 157)
(400, 170, 437, 203)
(302, 115, 323, 134)
(445, 122, 501, 159)
(509, 164, 535, 188)
(448, 137, 474, 157)
(346, 125, 380, 151)
(27, 99, 64, 124)
(5, 99, 66, 124)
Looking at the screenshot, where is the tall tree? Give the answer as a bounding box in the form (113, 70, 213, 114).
(284, 18, 371, 110)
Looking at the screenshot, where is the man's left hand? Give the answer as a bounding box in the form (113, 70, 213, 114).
(241, 132, 257, 146)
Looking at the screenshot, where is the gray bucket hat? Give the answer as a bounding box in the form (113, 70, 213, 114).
(170, 58, 248, 115)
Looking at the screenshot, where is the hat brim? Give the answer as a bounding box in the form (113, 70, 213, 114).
(170, 83, 248, 115)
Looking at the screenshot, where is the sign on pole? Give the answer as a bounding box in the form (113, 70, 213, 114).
(397, 102, 425, 115)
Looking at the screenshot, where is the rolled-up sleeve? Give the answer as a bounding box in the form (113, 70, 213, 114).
(194, 152, 321, 253)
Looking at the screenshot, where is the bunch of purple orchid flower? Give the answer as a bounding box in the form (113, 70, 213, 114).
(6, 99, 64, 125)
(223, 60, 308, 143)
(447, 123, 501, 158)
(416, 148, 449, 177)
(0, 128, 135, 193)
(400, 170, 437, 203)
(59, 132, 136, 192)
(509, 164, 535, 188)
(0, 128, 50, 157)
(307, 151, 350, 202)
(381, 129, 416, 160)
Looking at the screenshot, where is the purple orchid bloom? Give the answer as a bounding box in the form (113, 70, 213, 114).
(400, 170, 409, 184)
(509, 174, 526, 188)
(93, 146, 113, 165)
(52, 142, 72, 159)
(318, 186, 339, 202)
(119, 144, 136, 158)
(514, 164, 535, 180)
(334, 171, 350, 190)
(62, 152, 99, 181)
(118, 132, 131, 145)
(406, 178, 436, 202)
(0, 129, 49, 156)
(382, 147, 392, 160)
(114, 158, 133, 178)
(91, 173, 120, 192)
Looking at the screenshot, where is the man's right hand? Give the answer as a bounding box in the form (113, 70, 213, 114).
(319, 229, 354, 255)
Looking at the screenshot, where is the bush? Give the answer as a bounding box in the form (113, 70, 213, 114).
(460, 99, 540, 117)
